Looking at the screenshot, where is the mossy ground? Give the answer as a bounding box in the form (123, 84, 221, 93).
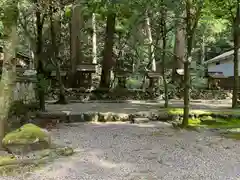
(221, 132, 240, 140)
(0, 147, 74, 176)
(166, 108, 240, 140)
(188, 118, 240, 128)
(0, 155, 36, 176)
(0, 163, 38, 176)
(2, 123, 49, 145)
(0, 155, 16, 166)
(167, 108, 240, 116)
(167, 108, 211, 115)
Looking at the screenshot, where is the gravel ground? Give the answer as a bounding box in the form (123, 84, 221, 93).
(2, 121, 240, 180)
(45, 100, 232, 114)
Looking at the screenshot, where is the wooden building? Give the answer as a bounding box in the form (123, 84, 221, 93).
(204, 49, 240, 90)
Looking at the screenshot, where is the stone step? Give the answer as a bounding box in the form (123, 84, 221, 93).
(131, 117, 150, 124)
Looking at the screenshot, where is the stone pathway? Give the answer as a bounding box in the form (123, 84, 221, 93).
(46, 99, 232, 115)
(3, 121, 240, 180)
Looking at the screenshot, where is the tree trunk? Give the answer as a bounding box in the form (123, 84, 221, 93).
(99, 11, 116, 89)
(172, 19, 185, 82)
(91, 13, 97, 87)
(182, 0, 192, 128)
(69, 4, 84, 88)
(92, 13, 97, 65)
(160, 4, 168, 108)
(0, 1, 18, 149)
(145, 11, 156, 72)
(182, 0, 202, 127)
(162, 39, 168, 108)
(182, 60, 190, 127)
(145, 11, 157, 88)
(36, 8, 45, 111)
(232, 1, 240, 108)
(50, 4, 67, 104)
(200, 34, 205, 65)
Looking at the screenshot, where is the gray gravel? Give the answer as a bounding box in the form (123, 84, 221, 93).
(2, 121, 240, 180)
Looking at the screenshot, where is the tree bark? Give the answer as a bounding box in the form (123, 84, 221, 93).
(232, 1, 240, 108)
(35, 7, 46, 111)
(145, 11, 157, 88)
(182, 0, 192, 128)
(50, 3, 67, 104)
(182, 0, 202, 127)
(160, 4, 168, 108)
(91, 13, 97, 86)
(99, 11, 116, 89)
(69, 4, 84, 88)
(92, 13, 97, 65)
(200, 34, 205, 65)
(172, 18, 185, 82)
(182, 61, 190, 127)
(145, 11, 156, 72)
(0, 1, 18, 149)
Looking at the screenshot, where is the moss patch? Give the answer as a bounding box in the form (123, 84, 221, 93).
(167, 108, 211, 115)
(168, 108, 240, 140)
(2, 123, 49, 145)
(0, 164, 37, 176)
(221, 132, 240, 140)
(188, 118, 201, 125)
(0, 146, 74, 176)
(0, 155, 16, 166)
(188, 117, 240, 129)
(167, 108, 240, 116)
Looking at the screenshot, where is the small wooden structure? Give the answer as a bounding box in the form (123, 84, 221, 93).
(114, 69, 132, 88)
(49, 63, 97, 90)
(76, 63, 97, 89)
(0, 46, 30, 70)
(206, 72, 238, 90)
(50, 70, 68, 87)
(146, 71, 162, 88)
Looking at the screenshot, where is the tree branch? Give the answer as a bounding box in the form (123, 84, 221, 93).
(190, 3, 203, 36)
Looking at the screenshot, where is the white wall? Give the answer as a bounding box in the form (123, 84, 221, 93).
(207, 57, 240, 77)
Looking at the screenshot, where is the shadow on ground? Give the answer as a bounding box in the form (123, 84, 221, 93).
(45, 100, 232, 115)
(7, 122, 240, 180)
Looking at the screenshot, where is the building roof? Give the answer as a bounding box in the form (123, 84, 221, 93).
(204, 49, 238, 65)
(207, 72, 225, 78)
(0, 46, 30, 60)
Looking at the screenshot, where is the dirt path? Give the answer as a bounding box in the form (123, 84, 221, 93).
(4, 121, 240, 180)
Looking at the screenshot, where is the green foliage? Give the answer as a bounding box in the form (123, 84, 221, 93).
(2, 123, 49, 145)
(64, 5, 72, 18)
(167, 108, 240, 116)
(207, 0, 237, 20)
(0, 0, 19, 23)
(1, 0, 236, 103)
(222, 129, 240, 140)
(8, 100, 39, 117)
(37, 73, 49, 93)
(0, 0, 19, 39)
(189, 117, 240, 129)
